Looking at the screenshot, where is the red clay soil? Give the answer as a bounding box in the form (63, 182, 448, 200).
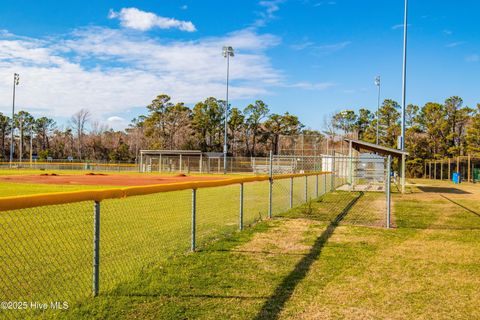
(0, 174, 230, 186)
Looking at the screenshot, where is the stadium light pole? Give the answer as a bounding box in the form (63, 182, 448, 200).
(400, 0, 408, 194)
(375, 76, 381, 145)
(222, 46, 234, 174)
(9, 73, 20, 167)
(400, 0, 408, 150)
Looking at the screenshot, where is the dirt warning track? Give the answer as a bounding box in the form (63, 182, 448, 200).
(0, 173, 230, 186)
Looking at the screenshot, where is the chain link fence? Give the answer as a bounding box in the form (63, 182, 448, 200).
(0, 155, 392, 318)
(279, 155, 392, 228)
(0, 171, 343, 317)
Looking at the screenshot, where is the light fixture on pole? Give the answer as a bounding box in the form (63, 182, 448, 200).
(375, 75, 381, 145)
(9, 73, 20, 167)
(222, 46, 234, 174)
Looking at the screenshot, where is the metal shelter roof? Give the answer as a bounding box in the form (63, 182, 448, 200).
(140, 150, 202, 156)
(344, 139, 409, 158)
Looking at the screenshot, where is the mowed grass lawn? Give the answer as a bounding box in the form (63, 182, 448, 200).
(50, 179, 480, 320)
(0, 174, 326, 320)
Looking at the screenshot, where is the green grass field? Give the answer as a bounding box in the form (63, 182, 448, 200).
(3, 174, 478, 319)
(39, 179, 480, 319)
(0, 172, 334, 320)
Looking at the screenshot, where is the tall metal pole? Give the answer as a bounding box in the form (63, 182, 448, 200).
(400, 0, 408, 194)
(223, 53, 230, 174)
(375, 76, 381, 145)
(9, 73, 19, 166)
(401, 0, 408, 150)
(223, 46, 234, 174)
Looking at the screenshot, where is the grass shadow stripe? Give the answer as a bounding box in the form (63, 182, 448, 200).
(253, 192, 364, 320)
(440, 194, 480, 218)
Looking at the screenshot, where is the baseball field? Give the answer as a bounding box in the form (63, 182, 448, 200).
(1, 170, 479, 319)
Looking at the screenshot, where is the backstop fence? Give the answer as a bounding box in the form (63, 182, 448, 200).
(0, 155, 391, 318)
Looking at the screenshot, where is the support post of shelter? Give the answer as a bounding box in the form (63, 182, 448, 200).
(468, 154, 471, 182)
(448, 158, 451, 180)
(401, 153, 406, 193)
(440, 160, 443, 180)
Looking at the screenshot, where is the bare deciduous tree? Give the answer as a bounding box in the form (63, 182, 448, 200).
(70, 109, 91, 160)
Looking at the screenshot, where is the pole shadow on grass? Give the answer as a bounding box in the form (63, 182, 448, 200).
(440, 194, 480, 218)
(253, 192, 364, 320)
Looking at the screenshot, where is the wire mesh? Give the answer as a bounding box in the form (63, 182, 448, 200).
(0, 201, 92, 304)
(0, 164, 386, 317)
(271, 178, 291, 215)
(196, 184, 240, 249)
(99, 190, 192, 294)
(243, 180, 270, 226)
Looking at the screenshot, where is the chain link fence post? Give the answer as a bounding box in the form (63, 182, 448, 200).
(323, 173, 327, 195)
(386, 156, 391, 229)
(239, 183, 244, 230)
(93, 201, 100, 297)
(191, 189, 197, 251)
(304, 175, 308, 203)
(289, 177, 293, 209)
(268, 151, 273, 219)
(315, 174, 319, 198)
(331, 156, 335, 191)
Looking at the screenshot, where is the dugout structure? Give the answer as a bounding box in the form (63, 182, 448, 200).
(139, 150, 327, 174)
(140, 150, 237, 173)
(140, 150, 205, 173)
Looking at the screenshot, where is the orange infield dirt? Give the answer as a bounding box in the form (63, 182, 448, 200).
(0, 173, 230, 186)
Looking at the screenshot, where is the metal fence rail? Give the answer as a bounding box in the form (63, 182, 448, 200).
(0, 155, 393, 318)
(0, 171, 336, 314)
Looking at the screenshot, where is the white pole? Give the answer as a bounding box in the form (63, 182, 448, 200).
(401, 0, 408, 150)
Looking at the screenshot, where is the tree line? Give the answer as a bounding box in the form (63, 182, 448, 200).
(0, 94, 305, 162)
(327, 96, 480, 176)
(2, 94, 479, 177)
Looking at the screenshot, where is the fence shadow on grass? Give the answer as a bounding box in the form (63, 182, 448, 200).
(253, 192, 364, 320)
(417, 186, 471, 194)
(440, 194, 480, 218)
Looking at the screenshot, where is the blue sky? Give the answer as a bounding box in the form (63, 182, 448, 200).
(0, 0, 479, 131)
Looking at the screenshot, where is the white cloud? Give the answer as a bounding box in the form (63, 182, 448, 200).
(313, 1, 336, 7)
(0, 27, 283, 123)
(254, 0, 285, 27)
(106, 116, 129, 131)
(290, 40, 315, 51)
(446, 41, 465, 48)
(465, 54, 479, 62)
(288, 82, 335, 90)
(108, 7, 196, 32)
(391, 24, 411, 30)
(314, 41, 351, 55)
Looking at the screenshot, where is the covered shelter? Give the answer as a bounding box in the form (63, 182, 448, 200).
(344, 139, 409, 193)
(140, 150, 204, 173)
